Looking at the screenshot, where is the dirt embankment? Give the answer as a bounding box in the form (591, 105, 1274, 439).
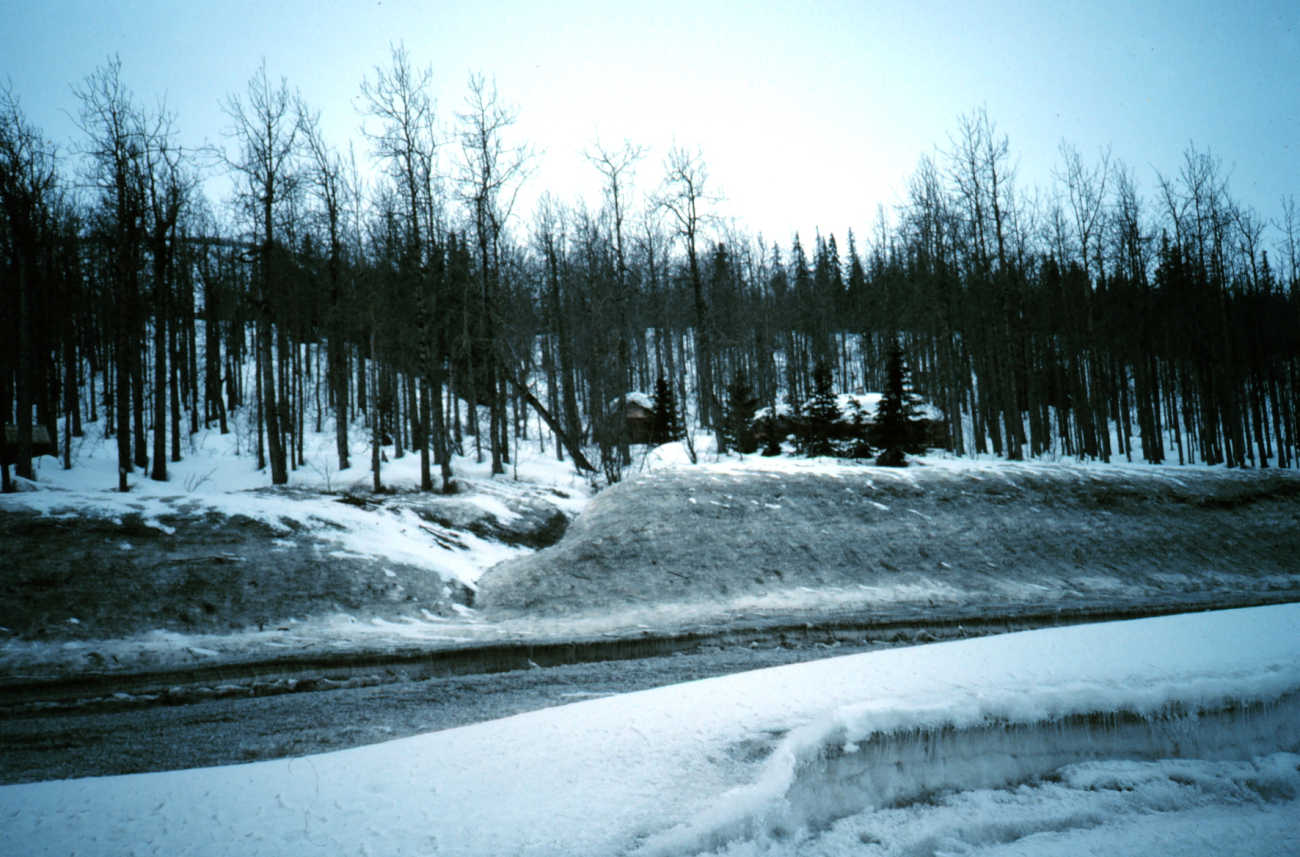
(476, 463, 1300, 620)
(0, 489, 569, 642)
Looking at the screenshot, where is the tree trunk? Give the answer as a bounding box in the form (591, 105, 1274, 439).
(151, 247, 168, 481)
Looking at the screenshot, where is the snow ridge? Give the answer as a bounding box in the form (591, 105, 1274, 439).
(640, 609, 1300, 856)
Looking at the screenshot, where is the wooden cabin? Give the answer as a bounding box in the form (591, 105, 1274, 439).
(621, 392, 656, 445)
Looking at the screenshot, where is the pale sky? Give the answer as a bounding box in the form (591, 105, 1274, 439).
(4, 0, 1298, 248)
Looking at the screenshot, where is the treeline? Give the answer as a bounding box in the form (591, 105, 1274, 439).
(3, 50, 1300, 494)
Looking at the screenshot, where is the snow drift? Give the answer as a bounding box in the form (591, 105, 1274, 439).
(643, 681, 1300, 855)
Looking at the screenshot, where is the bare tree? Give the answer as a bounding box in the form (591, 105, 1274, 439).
(300, 103, 351, 474)
(1155, 145, 1231, 271)
(586, 137, 646, 468)
(1272, 195, 1298, 288)
(455, 73, 535, 475)
(361, 44, 455, 492)
(73, 57, 147, 491)
(0, 83, 60, 487)
(1053, 140, 1111, 278)
(946, 107, 1024, 457)
(221, 60, 301, 485)
(1109, 160, 1150, 283)
(142, 104, 190, 481)
(946, 106, 1015, 272)
(656, 143, 722, 447)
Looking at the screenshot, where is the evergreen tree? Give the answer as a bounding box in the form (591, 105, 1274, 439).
(872, 337, 922, 466)
(803, 359, 839, 457)
(650, 374, 680, 445)
(723, 371, 761, 454)
(758, 410, 784, 456)
(845, 397, 874, 459)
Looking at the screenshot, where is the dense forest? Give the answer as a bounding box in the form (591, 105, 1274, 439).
(4, 49, 1300, 493)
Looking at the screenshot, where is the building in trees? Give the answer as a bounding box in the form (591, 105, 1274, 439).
(616, 392, 655, 445)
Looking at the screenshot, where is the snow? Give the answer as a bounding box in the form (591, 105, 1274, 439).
(3, 419, 590, 592)
(626, 391, 656, 410)
(6, 427, 1297, 689)
(3, 603, 1298, 856)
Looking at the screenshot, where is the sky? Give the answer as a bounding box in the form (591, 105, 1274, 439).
(3, 0, 1298, 248)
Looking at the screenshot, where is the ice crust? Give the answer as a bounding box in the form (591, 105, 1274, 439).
(3, 603, 1300, 856)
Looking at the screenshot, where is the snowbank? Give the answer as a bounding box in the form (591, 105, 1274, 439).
(3, 603, 1299, 856)
(478, 456, 1300, 624)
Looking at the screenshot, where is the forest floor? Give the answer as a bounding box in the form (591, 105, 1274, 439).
(4, 429, 1300, 710)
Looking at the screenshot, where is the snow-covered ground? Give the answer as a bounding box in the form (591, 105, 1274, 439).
(1, 420, 590, 672)
(2, 603, 1298, 856)
(6, 417, 590, 591)
(5, 422, 1299, 693)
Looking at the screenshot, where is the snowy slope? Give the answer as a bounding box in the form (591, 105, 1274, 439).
(3, 603, 1298, 856)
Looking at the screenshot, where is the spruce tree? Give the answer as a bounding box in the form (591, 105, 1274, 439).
(723, 372, 761, 454)
(650, 374, 680, 445)
(872, 338, 921, 466)
(846, 397, 874, 459)
(804, 359, 839, 457)
(759, 411, 784, 456)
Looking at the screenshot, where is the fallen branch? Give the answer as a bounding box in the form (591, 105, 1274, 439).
(418, 523, 466, 551)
